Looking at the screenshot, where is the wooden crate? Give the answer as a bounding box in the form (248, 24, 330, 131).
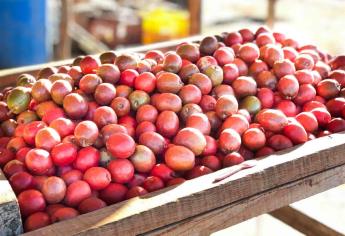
(1, 38, 345, 236)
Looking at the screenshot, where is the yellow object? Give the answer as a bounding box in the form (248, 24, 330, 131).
(142, 8, 190, 44)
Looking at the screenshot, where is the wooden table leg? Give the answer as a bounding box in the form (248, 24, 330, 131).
(270, 206, 344, 236)
(188, 0, 201, 35)
(57, 0, 72, 59)
(267, 0, 277, 28)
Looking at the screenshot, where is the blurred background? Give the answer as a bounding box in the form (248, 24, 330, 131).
(0, 0, 345, 69)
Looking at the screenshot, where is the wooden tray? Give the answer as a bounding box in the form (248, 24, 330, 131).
(1, 38, 345, 236)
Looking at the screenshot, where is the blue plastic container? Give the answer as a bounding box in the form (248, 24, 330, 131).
(0, 0, 50, 68)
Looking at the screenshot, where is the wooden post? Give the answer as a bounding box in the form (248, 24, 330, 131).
(267, 0, 277, 28)
(0, 169, 23, 236)
(188, 0, 201, 35)
(57, 0, 72, 59)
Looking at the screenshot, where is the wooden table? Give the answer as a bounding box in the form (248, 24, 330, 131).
(1, 38, 345, 236)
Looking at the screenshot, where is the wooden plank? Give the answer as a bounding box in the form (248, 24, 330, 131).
(188, 0, 202, 35)
(0, 169, 23, 236)
(57, 0, 72, 59)
(0, 35, 202, 89)
(266, 0, 277, 28)
(270, 206, 344, 236)
(145, 163, 345, 236)
(23, 132, 345, 236)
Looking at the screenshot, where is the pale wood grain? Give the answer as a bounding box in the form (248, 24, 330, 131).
(146, 162, 345, 236)
(0, 169, 23, 236)
(23, 132, 345, 236)
(270, 206, 344, 236)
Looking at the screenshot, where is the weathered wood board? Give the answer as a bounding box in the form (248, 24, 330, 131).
(0, 169, 22, 236)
